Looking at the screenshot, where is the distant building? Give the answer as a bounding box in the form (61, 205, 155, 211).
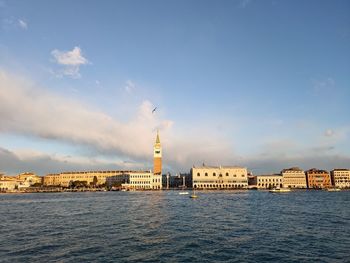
(191, 165, 248, 189)
(42, 174, 61, 186)
(331, 169, 350, 189)
(252, 174, 283, 189)
(306, 168, 332, 189)
(0, 172, 42, 191)
(17, 172, 43, 185)
(281, 167, 307, 188)
(153, 131, 162, 175)
(0, 179, 18, 191)
(43, 171, 127, 187)
(106, 171, 162, 190)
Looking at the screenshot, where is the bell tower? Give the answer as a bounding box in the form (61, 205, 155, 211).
(153, 130, 162, 175)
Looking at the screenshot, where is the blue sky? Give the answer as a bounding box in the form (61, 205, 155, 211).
(0, 0, 349, 175)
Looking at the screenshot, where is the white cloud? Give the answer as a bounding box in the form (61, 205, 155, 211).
(18, 19, 27, 30)
(51, 46, 89, 78)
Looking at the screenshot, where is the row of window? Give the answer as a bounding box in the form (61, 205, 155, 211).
(152, 178, 161, 183)
(194, 184, 247, 188)
(130, 175, 150, 178)
(258, 183, 283, 187)
(258, 178, 282, 182)
(197, 173, 245, 177)
(131, 181, 150, 185)
(194, 180, 247, 184)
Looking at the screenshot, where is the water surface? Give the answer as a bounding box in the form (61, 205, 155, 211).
(0, 190, 349, 262)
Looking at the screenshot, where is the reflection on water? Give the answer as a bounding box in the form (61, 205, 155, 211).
(0, 191, 349, 262)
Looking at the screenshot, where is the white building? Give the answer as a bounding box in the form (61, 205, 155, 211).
(191, 165, 248, 189)
(281, 167, 307, 188)
(107, 171, 162, 190)
(331, 169, 350, 189)
(254, 174, 283, 189)
(0, 179, 18, 191)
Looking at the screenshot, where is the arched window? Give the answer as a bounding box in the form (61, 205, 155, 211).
(226, 173, 229, 176)
(205, 173, 208, 176)
(213, 173, 216, 176)
(197, 173, 200, 177)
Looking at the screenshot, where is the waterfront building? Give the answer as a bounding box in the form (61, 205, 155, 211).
(153, 131, 162, 175)
(106, 171, 162, 190)
(43, 171, 127, 187)
(0, 172, 42, 191)
(306, 168, 332, 189)
(252, 174, 283, 189)
(42, 174, 61, 186)
(281, 167, 307, 188)
(191, 165, 248, 189)
(17, 172, 43, 185)
(331, 169, 350, 189)
(0, 178, 18, 191)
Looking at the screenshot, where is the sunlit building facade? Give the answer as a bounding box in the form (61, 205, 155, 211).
(281, 167, 307, 188)
(331, 169, 350, 189)
(306, 168, 332, 189)
(191, 165, 248, 189)
(107, 171, 162, 190)
(254, 174, 283, 189)
(43, 171, 126, 187)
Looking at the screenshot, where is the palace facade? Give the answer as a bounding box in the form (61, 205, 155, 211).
(191, 165, 248, 189)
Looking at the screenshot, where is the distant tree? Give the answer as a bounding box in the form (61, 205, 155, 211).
(69, 180, 74, 188)
(92, 176, 98, 187)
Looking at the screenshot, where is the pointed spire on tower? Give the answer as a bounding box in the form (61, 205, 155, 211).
(156, 130, 160, 144)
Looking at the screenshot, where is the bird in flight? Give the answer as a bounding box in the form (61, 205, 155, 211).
(152, 107, 157, 114)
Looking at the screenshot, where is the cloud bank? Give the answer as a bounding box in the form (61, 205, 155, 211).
(0, 70, 234, 174)
(0, 70, 349, 175)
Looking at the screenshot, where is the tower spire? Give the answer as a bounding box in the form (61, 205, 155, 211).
(156, 129, 160, 144)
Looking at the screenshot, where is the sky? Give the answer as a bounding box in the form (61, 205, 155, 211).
(0, 0, 349, 175)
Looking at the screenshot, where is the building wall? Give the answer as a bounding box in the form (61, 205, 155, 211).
(0, 180, 17, 191)
(331, 169, 350, 188)
(191, 166, 248, 189)
(17, 173, 43, 185)
(306, 169, 332, 189)
(43, 171, 127, 187)
(281, 168, 307, 188)
(117, 171, 162, 190)
(256, 175, 283, 189)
